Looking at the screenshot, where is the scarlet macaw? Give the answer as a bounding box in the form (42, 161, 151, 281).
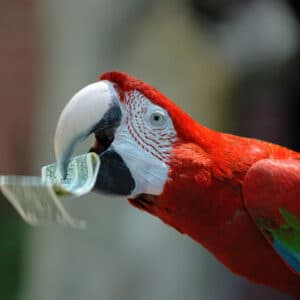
(54, 71, 300, 298)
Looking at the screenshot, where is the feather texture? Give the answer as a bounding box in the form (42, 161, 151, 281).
(100, 71, 300, 298)
(244, 159, 300, 276)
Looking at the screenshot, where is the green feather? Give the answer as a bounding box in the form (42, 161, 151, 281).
(268, 209, 300, 256)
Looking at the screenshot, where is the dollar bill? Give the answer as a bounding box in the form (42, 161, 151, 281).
(0, 153, 100, 228)
(41, 152, 100, 197)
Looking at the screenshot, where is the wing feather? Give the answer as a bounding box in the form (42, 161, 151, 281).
(243, 159, 300, 276)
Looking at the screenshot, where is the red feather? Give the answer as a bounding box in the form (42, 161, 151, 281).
(100, 71, 300, 298)
(244, 159, 300, 274)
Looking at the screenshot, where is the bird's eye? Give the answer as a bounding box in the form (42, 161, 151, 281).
(149, 111, 166, 127)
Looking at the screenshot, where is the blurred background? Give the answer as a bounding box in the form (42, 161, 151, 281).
(0, 0, 299, 299)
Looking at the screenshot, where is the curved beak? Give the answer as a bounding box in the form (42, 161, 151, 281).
(54, 80, 121, 177)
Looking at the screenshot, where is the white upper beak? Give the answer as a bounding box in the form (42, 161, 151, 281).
(54, 80, 116, 176)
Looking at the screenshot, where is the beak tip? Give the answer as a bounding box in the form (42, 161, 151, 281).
(54, 133, 71, 179)
(58, 162, 67, 179)
(55, 146, 67, 179)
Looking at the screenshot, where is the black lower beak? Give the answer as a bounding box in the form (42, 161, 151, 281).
(93, 149, 135, 196)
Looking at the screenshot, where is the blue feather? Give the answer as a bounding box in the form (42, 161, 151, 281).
(273, 239, 300, 274)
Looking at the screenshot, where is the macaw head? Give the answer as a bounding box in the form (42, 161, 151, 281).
(55, 71, 216, 215)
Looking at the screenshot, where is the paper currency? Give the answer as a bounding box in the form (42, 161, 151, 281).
(41, 152, 100, 197)
(0, 153, 100, 228)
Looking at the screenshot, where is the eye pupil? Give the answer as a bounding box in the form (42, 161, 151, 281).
(149, 111, 166, 126)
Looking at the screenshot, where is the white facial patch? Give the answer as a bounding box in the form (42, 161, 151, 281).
(112, 90, 177, 196)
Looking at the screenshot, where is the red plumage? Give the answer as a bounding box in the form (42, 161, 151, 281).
(100, 71, 300, 298)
